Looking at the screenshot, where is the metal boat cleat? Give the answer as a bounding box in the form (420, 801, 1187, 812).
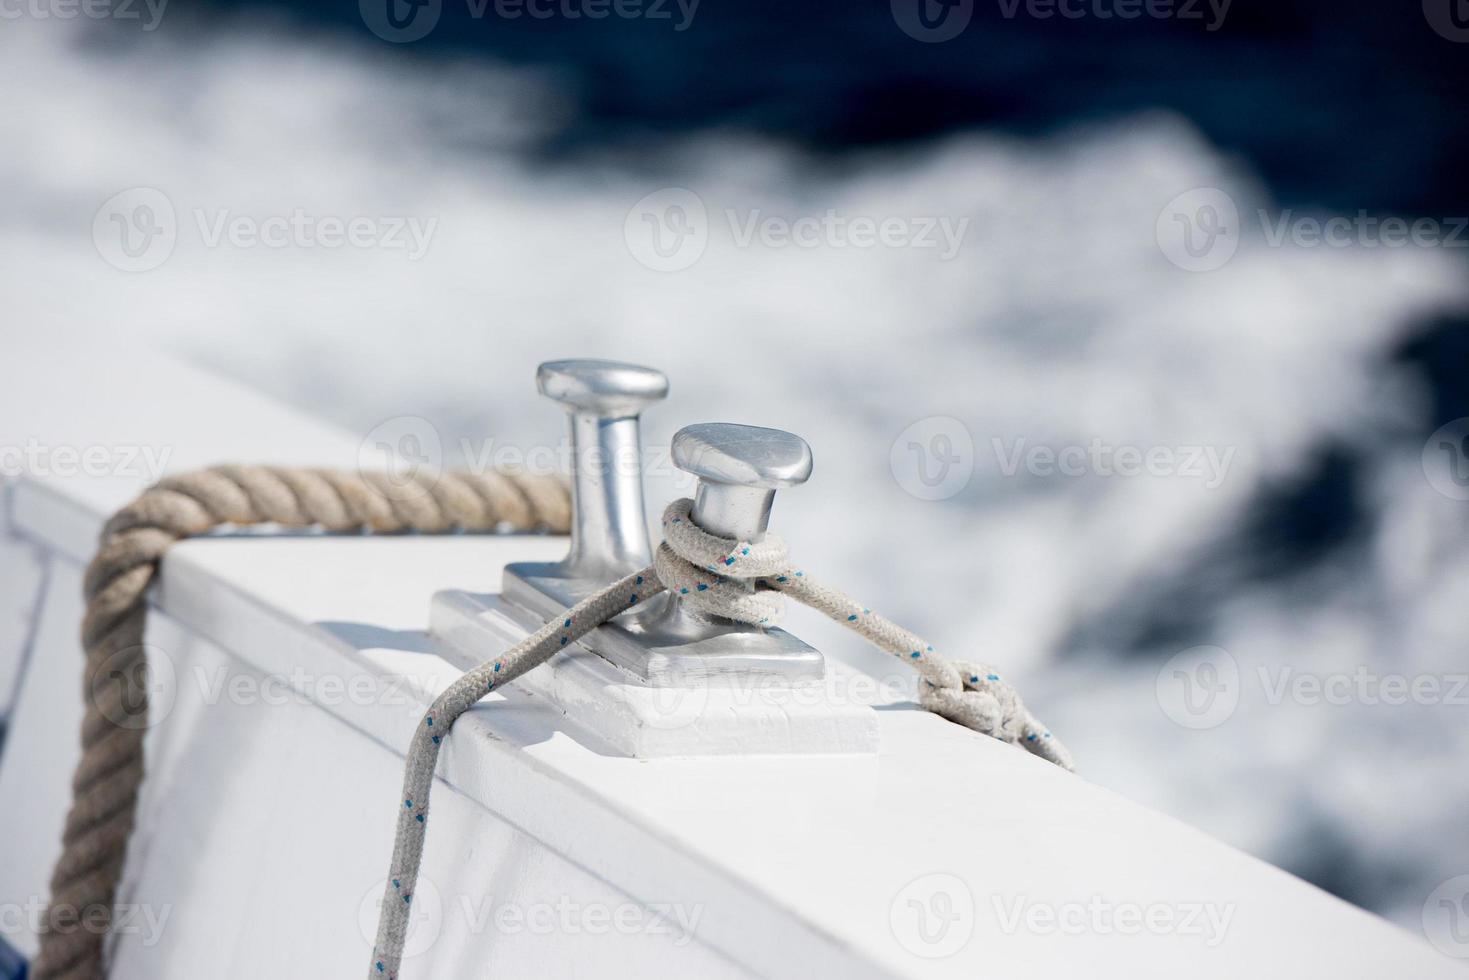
(430, 359, 877, 757)
(630, 423, 825, 666)
(506, 418, 825, 684)
(521, 357, 666, 583)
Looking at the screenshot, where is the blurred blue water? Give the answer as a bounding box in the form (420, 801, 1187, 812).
(8, 0, 1469, 939)
(184, 0, 1469, 492)
(216, 0, 1469, 217)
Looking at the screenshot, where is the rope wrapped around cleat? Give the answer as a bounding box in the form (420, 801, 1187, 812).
(34, 463, 1069, 980)
(368, 498, 1071, 977)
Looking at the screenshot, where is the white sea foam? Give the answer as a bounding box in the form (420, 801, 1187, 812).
(3, 17, 1467, 927)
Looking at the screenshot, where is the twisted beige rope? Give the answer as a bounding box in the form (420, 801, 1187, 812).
(43, 464, 1069, 979)
(36, 465, 570, 980)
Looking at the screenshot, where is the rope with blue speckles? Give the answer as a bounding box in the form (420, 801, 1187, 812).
(369, 498, 1071, 977)
(369, 566, 665, 978)
(655, 499, 1072, 768)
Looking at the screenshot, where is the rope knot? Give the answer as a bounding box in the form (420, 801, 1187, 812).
(654, 497, 1073, 770)
(920, 663, 1075, 770)
(654, 498, 789, 626)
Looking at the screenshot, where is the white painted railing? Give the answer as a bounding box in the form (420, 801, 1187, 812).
(0, 340, 1456, 978)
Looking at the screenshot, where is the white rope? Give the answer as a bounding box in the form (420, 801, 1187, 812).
(656, 499, 1073, 767)
(369, 499, 1072, 977)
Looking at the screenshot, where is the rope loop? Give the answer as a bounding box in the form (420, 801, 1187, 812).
(919, 662, 1074, 770)
(654, 498, 788, 625)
